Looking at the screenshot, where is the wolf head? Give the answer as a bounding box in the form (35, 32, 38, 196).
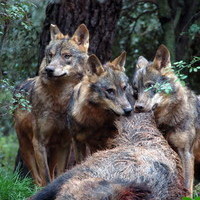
(133, 45, 178, 113)
(39, 24, 89, 81)
(81, 52, 133, 116)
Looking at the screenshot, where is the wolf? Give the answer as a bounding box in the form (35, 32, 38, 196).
(14, 23, 89, 186)
(29, 111, 187, 200)
(67, 53, 133, 163)
(132, 44, 200, 196)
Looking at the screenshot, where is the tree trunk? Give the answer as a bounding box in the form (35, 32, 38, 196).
(157, 0, 200, 62)
(157, 0, 175, 62)
(175, 0, 200, 61)
(38, 0, 122, 72)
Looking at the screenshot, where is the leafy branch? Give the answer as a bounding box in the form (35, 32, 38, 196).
(144, 81, 173, 95)
(145, 56, 200, 95)
(0, 79, 32, 116)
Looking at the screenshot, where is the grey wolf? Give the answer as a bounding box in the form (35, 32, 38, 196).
(14, 23, 89, 186)
(67, 53, 133, 163)
(133, 44, 200, 196)
(29, 112, 187, 200)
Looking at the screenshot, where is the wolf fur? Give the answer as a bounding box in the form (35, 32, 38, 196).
(14, 24, 89, 186)
(29, 112, 187, 200)
(133, 44, 200, 196)
(67, 53, 133, 163)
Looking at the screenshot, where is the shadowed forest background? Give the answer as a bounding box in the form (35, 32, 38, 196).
(0, 0, 200, 199)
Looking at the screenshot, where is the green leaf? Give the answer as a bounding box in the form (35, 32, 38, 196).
(144, 87, 152, 92)
(193, 68, 198, 72)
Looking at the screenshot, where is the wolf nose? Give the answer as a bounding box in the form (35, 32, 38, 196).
(123, 107, 133, 116)
(134, 103, 144, 112)
(45, 66, 55, 75)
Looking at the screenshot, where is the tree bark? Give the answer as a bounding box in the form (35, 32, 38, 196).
(38, 0, 122, 72)
(157, 0, 176, 62)
(157, 0, 200, 61)
(175, 0, 200, 61)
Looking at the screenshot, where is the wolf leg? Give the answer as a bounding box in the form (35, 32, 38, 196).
(168, 128, 196, 196)
(48, 147, 57, 180)
(178, 146, 194, 197)
(32, 135, 51, 186)
(15, 127, 42, 185)
(55, 145, 71, 176)
(20, 144, 42, 186)
(72, 138, 87, 164)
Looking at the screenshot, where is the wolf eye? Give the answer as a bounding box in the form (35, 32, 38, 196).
(106, 88, 115, 95)
(145, 82, 155, 88)
(48, 52, 53, 58)
(122, 85, 127, 91)
(63, 54, 72, 59)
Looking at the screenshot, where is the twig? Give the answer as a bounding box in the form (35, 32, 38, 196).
(177, 11, 200, 42)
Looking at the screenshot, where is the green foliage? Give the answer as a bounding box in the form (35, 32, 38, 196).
(0, 133, 18, 172)
(189, 24, 200, 40)
(0, 168, 39, 200)
(0, 0, 47, 83)
(0, 78, 31, 136)
(144, 56, 200, 94)
(145, 81, 173, 95)
(182, 197, 200, 200)
(4, 79, 33, 113)
(0, 1, 36, 30)
(0, 0, 47, 137)
(172, 56, 200, 86)
(173, 57, 200, 75)
(0, 79, 14, 135)
(113, 1, 161, 76)
(13, 90, 32, 112)
(193, 183, 200, 199)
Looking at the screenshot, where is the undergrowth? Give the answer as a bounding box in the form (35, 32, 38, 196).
(0, 168, 39, 200)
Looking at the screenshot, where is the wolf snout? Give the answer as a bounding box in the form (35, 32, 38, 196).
(45, 66, 55, 76)
(123, 107, 133, 116)
(134, 103, 145, 113)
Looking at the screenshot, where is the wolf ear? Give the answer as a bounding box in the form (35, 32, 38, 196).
(153, 45, 171, 70)
(136, 56, 148, 68)
(50, 24, 65, 40)
(72, 24, 89, 52)
(111, 51, 126, 72)
(87, 54, 104, 76)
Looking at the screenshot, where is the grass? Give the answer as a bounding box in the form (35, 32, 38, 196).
(0, 133, 18, 172)
(0, 168, 39, 200)
(0, 132, 39, 200)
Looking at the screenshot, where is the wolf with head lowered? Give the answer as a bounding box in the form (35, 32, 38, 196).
(14, 24, 89, 186)
(67, 53, 133, 163)
(132, 44, 200, 196)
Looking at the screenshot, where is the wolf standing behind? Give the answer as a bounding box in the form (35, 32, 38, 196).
(14, 24, 89, 186)
(133, 44, 200, 196)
